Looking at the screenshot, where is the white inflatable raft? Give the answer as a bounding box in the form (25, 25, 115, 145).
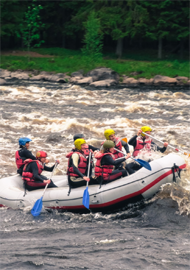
(0, 153, 186, 213)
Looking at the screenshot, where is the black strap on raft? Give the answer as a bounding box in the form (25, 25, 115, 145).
(99, 172, 104, 189)
(171, 163, 182, 183)
(23, 180, 27, 197)
(67, 174, 72, 196)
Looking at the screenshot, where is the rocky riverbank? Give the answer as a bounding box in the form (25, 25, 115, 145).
(0, 68, 189, 89)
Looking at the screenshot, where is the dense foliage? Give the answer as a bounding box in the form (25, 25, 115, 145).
(1, 0, 189, 59)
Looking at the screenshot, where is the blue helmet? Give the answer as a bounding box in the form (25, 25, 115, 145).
(19, 137, 32, 146)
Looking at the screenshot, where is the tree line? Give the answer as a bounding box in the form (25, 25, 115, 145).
(1, 0, 189, 59)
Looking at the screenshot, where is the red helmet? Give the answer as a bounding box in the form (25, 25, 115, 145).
(36, 151, 47, 159)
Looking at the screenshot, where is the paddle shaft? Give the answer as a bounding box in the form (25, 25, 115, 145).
(141, 132, 190, 157)
(114, 148, 138, 163)
(42, 162, 58, 198)
(86, 152, 91, 187)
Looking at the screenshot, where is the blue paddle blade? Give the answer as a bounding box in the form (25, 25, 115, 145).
(82, 187, 89, 209)
(135, 158, 152, 171)
(31, 197, 43, 216)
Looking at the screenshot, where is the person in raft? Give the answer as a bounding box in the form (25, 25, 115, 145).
(127, 126, 168, 174)
(15, 137, 37, 175)
(66, 138, 98, 188)
(103, 129, 131, 160)
(22, 151, 59, 191)
(73, 133, 99, 156)
(94, 140, 129, 183)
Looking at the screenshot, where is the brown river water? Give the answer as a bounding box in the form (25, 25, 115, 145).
(0, 82, 189, 269)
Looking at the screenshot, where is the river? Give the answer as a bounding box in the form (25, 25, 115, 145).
(0, 82, 189, 269)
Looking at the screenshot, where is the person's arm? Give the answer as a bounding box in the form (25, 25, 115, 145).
(151, 142, 167, 153)
(22, 148, 36, 160)
(30, 162, 45, 182)
(88, 145, 100, 152)
(44, 164, 55, 172)
(128, 135, 137, 148)
(121, 140, 130, 153)
(102, 155, 126, 166)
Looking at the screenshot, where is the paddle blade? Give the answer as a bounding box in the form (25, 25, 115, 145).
(31, 197, 43, 216)
(122, 137, 128, 143)
(135, 158, 152, 171)
(82, 187, 89, 209)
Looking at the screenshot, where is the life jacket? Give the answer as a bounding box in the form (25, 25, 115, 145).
(15, 150, 25, 169)
(133, 137, 152, 157)
(102, 137, 123, 159)
(113, 137, 124, 159)
(22, 159, 44, 182)
(66, 151, 87, 177)
(68, 146, 90, 156)
(95, 152, 115, 180)
(83, 145, 90, 156)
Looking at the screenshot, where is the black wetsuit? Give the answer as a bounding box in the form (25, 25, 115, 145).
(24, 162, 57, 191)
(89, 145, 99, 152)
(128, 135, 167, 153)
(100, 153, 127, 182)
(17, 147, 36, 175)
(121, 140, 130, 154)
(126, 135, 167, 174)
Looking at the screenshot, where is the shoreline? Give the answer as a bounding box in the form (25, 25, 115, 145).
(0, 68, 189, 90)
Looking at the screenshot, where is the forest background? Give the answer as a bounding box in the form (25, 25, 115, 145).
(1, 0, 189, 78)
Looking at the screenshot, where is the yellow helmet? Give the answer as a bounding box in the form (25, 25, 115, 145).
(104, 129, 115, 140)
(141, 126, 152, 136)
(74, 138, 86, 150)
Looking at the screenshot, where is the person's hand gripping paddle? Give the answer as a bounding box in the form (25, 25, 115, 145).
(82, 152, 91, 209)
(31, 161, 59, 216)
(114, 148, 152, 171)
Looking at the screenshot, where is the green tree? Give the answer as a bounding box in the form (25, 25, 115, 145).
(1, 0, 27, 48)
(143, 0, 189, 59)
(17, 0, 44, 59)
(97, 0, 148, 58)
(81, 11, 103, 61)
(41, 1, 83, 48)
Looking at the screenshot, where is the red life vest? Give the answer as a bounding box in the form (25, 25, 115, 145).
(66, 151, 87, 177)
(22, 159, 44, 182)
(95, 152, 115, 180)
(68, 146, 90, 156)
(15, 150, 24, 169)
(83, 145, 90, 156)
(133, 137, 152, 157)
(102, 137, 123, 159)
(113, 137, 124, 159)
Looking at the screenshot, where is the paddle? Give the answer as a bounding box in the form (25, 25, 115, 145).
(114, 148, 152, 171)
(31, 162, 58, 217)
(141, 132, 190, 158)
(82, 152, 91, 209)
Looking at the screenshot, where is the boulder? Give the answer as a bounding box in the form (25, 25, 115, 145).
(175, 76, 188, 81)
(186, 80, 190, 85)
(122, 77, 138, 85)
(11, 72, 29, 80)
(30, 74, 45, 81)
(138, 78, 151, 85)
(0, 78, 7, 85)
(70, 76, 84, 83)
(0, 69, 11, 78)
(153, 75, 178, 84)
(90, 79, 117, 87)
(86, 68, 119, 82)
(76, 77, 93, 85)
(71, 70, 84, 77)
